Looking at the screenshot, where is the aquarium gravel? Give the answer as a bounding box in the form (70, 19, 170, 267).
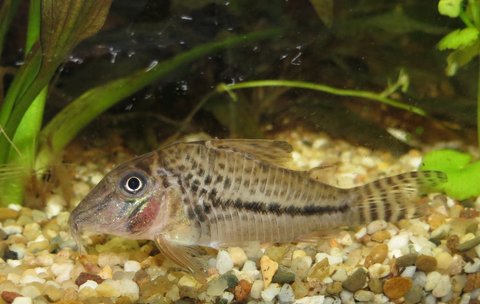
(0, 131, 479, 304)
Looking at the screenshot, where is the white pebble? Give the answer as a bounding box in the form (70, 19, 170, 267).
(216, 250, 234, 274)
(3, 225, 22, 235)
(20, 274, 45, 284)
(227, 247, 247, 267)
(387, 232, 410, 251)
(278, 284, 295, 303)
(340, 290, 354, 303)
(20, 286, 41, 298)
(425, 271, 442, 291)
(425, 294, 437, 304)
(79, 280, 99, 290)
(464, 258, 480, 273)
(250, 280, 264, 299)
(51, 262, 74, 282)
(295, 295, 325, 304)
(368, 263, 390, 278)
(12, 297, 32, 304)
(124, 260, 141, 272)
(432, 275, 452, 297)
(261, 283, 281, 302)
(332, 268, 348, 282)
(7, 260, 22, 268)
(221, 291, 234, 303)
(354, 227, 367, 239)
(315, 253, 342, 265)
(109, 279, 139, 301)
(98, 253, 126, 267)
(354, 290, 374, 302)
(413, 271, 427, 288)
(45, 194, 66, 218)
(401, 266, 417, 278)
(367, 220, 388, 234)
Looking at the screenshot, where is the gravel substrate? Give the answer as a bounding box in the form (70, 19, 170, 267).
(0, 130, 479, 304)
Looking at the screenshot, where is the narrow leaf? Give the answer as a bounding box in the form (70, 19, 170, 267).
(438, 27, 479, 50)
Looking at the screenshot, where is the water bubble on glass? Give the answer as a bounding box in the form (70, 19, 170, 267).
(290, 52, 302, 65)
(109, 47, 120, 64)
(146, 60, 158, 72)
(181, 15, 193, 21)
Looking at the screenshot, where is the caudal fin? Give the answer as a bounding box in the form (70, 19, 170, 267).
(351, 171, 447, 224)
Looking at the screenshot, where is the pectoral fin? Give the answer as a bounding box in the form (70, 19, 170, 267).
(154, 234, 208, 283)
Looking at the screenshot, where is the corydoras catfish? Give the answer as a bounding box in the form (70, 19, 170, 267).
(69, 139, 446, 277)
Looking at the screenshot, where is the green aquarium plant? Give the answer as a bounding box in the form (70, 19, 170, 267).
(419, 0, 480, 200)
(0, 0, 280, 207)
(421, 149, 480, 200)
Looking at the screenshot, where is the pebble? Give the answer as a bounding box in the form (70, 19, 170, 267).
(292, 281, 308, 299)
(415, 255, 437, 272)
(278, 284, 295, 303)
(432, 274, 452, 297)
(206, 277, 228, 297)
(96, 279, 139, 301)
(0, 208, 19, 220)
(457, 236, 480, 251)
(11, 297, 32, 304)
(365, 244, 388, 266)
(326, 281, 343, 295)
(216, 250, 234, 275)
(124, 260, 141, 272)
(234, 280, 251, 302)
(354, 290, 374, 302)
(435, 251, 453, 270)
(368, 263, 390, 278)
(331, 268, 347, 282)
(464, 258, 480, 273)
(404, 284, 423, 304)
(308, 258, 330, 281)
(261, 283, 281, 302)
(371, 230, 391, 242)
(315, 252, 342, 265)
(78, 280, 99, 291)
(342, 268, 367, 292)
(272, 266, 295, 284)
(290, 256, 312, 279)
(260, 255, 279, 288)
(250, 280, 263, 299)
(75, 272, 104, 285)
(50, 263, 74, 282)
(388, 232, 410, 251)
(2, 291, 23, 303)
(227, 247, 247, 267)
(368, 278, 383, 294)
(367, 220, 388, 234)
(424, 271, 442, 291)
(396, 253, 418, 267)
(383, 277, 412, 299)
(294, 295, 325, 304)
(401, 265, 417, 278)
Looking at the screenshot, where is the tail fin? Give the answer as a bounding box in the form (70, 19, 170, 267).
(351, 171, 447, 224)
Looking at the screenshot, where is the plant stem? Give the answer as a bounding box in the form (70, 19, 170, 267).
(217, 80, 428, 116)
(0, 0, 21, 59)
(478, 53, 480, 155)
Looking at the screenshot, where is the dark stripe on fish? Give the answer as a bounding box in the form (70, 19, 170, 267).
(206, 197, 350, 216)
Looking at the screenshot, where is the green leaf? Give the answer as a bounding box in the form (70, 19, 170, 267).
(421, 149, 480, 200)
(0, 0, 21, 59)
(309, 0, 333, 27)
(438, 0, 464, 18)
(445, 40, 480, 75)
(438, 27, 479, 50)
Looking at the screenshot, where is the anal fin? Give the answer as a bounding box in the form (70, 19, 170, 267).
(154, 234, 208, 283)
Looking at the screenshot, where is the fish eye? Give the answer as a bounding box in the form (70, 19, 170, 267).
(120, 172, 147, 195)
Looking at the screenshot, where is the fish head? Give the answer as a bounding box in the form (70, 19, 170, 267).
(69, 152, 168, 247)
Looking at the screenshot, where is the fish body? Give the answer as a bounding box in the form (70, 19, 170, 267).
(70, 139, 446, 275)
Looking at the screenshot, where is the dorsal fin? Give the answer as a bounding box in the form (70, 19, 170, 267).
(205, 139, 293, 167)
